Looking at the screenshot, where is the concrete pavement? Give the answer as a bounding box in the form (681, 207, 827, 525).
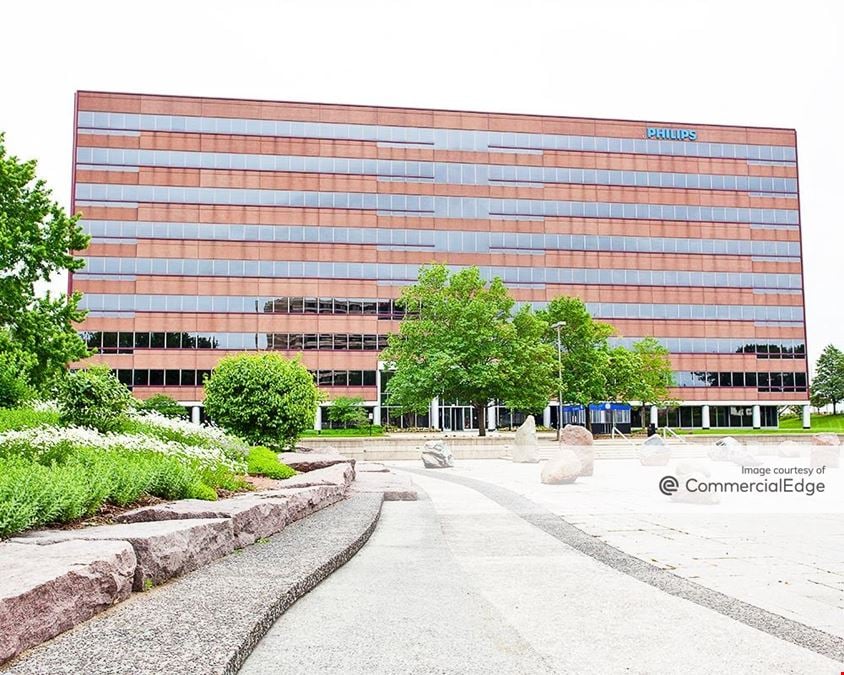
(241, 474, 841, 673)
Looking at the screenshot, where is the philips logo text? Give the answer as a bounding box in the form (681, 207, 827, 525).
(646, 127, 697, 141)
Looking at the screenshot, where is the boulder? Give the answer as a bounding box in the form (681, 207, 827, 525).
(671, 462, 720, 505)
(560, 424, 594, 476)
(278, 452, 355, 472)
(707, 438, 761, 466)
(810, 446, 840, 469)
(777, 440, 802, 458)
(512, 415, 540, 463)
(540, 450, 582, 484)
(421, 440, 454, 468)
(638, 436, 671, 466)
(13, 518, 235, 592)
(0, 540, 136, 665)
(560, 424, 594, 447)
(812, 433, 841, 447)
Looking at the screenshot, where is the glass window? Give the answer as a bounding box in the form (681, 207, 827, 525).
(165, 370, 180, 386)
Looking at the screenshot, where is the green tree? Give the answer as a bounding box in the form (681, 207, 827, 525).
(0, 335, 35, 408)
(326, 396, 369, 429)
(203, 353, 323, 449)
(56, 365, 134, 432)
(537, 297, 613, 407)
(0, 133, 90, 392)
(812, 344, 844, 414)
(627, 337, 675, 407)
(382, 265, 556, 437)
(137, 393, 188, 419)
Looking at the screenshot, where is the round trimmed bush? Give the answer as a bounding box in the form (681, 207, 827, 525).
(203, 354, 322, 450)
(56, 365, 133, 432)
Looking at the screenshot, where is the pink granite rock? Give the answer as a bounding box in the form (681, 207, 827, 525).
(278, 452, 355, 472)
(13, 518, 235, 591)
(540, 450, 582, 484)
(812, 433, 841, 446)
(272, 462, 355, 488)
(0, 539, 136, 665)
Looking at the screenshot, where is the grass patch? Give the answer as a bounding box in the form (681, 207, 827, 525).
(301, 425, 384, 438)
(683, 414, 844, 435)
(247, 447, 296, 479)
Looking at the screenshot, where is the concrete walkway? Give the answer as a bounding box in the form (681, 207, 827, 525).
(241, 475, 841, 674)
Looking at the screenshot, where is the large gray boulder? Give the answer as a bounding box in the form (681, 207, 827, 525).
(638, 435, 671, 466)
(561, 424, 594, 476)
(708, 437, 761, 466)
(512, 415, 540, 463)
(540, 450, 582, 484)
(421, 439, 454, 468)
(0, 540, 136, 665)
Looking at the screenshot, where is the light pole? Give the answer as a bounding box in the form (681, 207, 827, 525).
(551, 321, 566, 442)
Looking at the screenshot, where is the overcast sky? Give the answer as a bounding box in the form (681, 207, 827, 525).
(3, 0, 841, 368)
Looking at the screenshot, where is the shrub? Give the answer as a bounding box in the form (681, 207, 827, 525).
(326, 396, 369, 429)
(204, 354, 323, 450)
(247, 446, 296, 479)
(137, 394, 188, 419)
(56, 365, 134, 432)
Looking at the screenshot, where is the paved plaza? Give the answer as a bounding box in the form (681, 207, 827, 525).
(242, 458, 843, 674)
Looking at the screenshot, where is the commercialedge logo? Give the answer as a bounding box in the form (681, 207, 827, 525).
(646, 127, 697, 141)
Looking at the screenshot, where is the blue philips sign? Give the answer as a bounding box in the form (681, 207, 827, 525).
(646, 127, 697, 141)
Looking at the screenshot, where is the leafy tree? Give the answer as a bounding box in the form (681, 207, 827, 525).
(812, 345, 844, 414)
(326, 396, 369, 429)
(10, 294, 90, 392)
(0, 336, 35, 408)
(537, 297, 613, 407)
(56, 365, 134, 432)
(137, 393, 188, 419)
(0, 133, 90, 392)
(203, 353, 323, 449)
(382, 265, 556, 437)
(628, 337, 675, 407)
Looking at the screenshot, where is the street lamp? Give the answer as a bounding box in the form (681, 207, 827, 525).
(551, 321, 566, 442)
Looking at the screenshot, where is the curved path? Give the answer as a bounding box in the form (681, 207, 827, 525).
(241, 471, 842, 674)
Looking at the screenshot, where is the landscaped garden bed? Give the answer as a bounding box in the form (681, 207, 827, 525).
(0, 404, 295, 539)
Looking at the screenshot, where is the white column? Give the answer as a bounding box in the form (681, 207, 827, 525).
(701, 404, 710, 429)
(314, 406, 322, 431)
(486, 401, 496, 431)
(190, 406, 201, 424)
(802, 404, 811, 429)
(542, 405, 551, 428)
(752, 404, 761, 429)
(372, 404, 381, 428)
(431, 397, 440, 430)
(650, 405, 659, 427)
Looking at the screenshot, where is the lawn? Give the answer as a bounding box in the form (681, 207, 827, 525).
(682, 413, 843, 435)
(301, 425, 385, 438)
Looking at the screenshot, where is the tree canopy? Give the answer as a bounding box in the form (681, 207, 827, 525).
(812, 344, 844, 414)
(0, 133, 90, 396)
(382, 265, 556, 436)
